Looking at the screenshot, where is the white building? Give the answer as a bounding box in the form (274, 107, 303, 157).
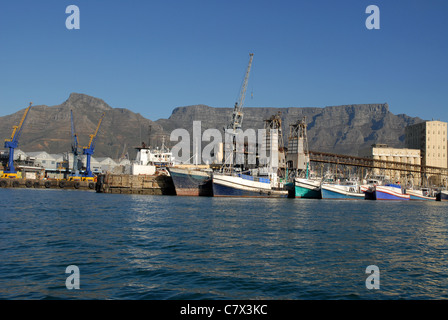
(26, 151, 60, 170)
(94, 157, 118, 173)
(2, 149, 121, 175)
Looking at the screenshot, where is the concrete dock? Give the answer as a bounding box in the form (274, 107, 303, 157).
(0, 178, 96, 190)
(95, 173, 176, 195)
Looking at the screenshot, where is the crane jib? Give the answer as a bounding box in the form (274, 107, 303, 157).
(227, 53, 254, 133)
(84, 112, 105, 151)
(5, 102, 32, 145)
(2, 102, 32, 177)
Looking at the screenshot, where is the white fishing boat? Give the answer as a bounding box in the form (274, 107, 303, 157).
(321, 178, 364, 200)
(405, 188, 436, 201)
(212, 171, 288, 198)
(125, 141, 176, 176)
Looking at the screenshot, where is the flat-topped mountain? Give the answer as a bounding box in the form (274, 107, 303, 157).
(0, 93, 423, 159)
(158, 102, 422, 155)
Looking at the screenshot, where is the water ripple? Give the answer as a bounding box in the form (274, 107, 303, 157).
(1, 189, 448, 299)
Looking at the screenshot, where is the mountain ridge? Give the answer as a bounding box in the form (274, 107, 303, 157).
(0, 93, 423, 159)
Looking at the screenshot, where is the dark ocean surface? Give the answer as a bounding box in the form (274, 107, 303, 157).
(1, 188, 447, 300)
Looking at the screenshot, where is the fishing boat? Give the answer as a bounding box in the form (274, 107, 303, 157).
(212, 171, 288, 198)
(436, 190, 448, 201)
(321, 178, 364, 200)
(360, 175, 386, 200)
(285, 116, 323, 199)
(374, 184, 410, 200)
(124, 139, 176, 176)
(405, 188, 436, 201)
(211, 54, 289, 198)
(167, 166, 213, 196)
(293, 175, 322, 199)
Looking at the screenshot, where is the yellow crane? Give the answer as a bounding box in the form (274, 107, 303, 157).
(2, 102, 33, 178)
(81, 112, 106, 182)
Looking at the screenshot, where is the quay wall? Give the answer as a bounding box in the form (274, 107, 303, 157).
(0, 178, 96, 191)
(95, 173, 176, 195)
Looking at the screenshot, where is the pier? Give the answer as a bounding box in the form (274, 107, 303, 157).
(309, 150, 448, 184)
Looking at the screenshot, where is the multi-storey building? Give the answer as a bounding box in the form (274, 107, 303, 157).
(359, 144, 421, 185)
(406, 120, 447, 168)
(406, 120, 447, 185)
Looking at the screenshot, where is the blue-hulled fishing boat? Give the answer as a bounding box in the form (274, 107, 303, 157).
(375, 184, 410, 200)
(212, 172, 288, 198)
(321, 181, 364, 200)
(405, 188, 436, 201)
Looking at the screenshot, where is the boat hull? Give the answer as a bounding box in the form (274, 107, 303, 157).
(406, 190, 436, 201)
(212, 174, 288, 198)
(363, 190, 376, 200)
(321, 184, 364, 200)
(361, 187, 376, 200)
(409, 194, 436, 201)
(293, 179, 321, 199)
(436, 190, 448, 201)
(375, 186, 410, 200)
(168, 167, 213, 196)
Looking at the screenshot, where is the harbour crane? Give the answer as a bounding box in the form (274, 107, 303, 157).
(82, 112, 105, 181)
(223, 53, 254, 169)
(2, 102, 32, 178)
(227, 53, 254, 133)
(68, 110, 81, 181)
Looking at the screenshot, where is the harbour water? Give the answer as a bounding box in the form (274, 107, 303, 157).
(1, 188, 448, 300)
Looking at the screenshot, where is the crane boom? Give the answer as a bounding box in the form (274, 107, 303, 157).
(85, 112, 105, 152)
(3, 102, 32, 177)
(227, 53, 254, 132)
(6, 102, 32, 145)
(222, 54, 254, 170)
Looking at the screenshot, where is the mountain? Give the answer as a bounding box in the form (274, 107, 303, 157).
(0, 93, 164, 160)
(157, 103, 423, 155)
(0, 93, 423, 159)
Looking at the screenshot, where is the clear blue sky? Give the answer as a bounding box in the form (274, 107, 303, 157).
(1, 0, 447, 122)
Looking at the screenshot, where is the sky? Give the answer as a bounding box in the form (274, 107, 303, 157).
(0, 0, 447, 122)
